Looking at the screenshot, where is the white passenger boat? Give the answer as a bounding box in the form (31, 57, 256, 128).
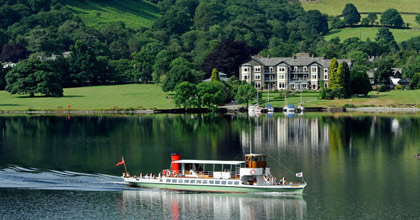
(123, 153, 306, 194)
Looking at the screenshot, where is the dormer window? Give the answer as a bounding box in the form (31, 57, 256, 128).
(254, 66, 261, 72)
(311, 66, 317, 73)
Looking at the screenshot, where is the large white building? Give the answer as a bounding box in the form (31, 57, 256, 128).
(239, 53, 352, 90)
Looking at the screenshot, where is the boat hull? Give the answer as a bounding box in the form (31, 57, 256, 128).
(124, 179, 305, 194)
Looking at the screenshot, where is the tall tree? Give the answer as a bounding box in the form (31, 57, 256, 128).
(380, 8, 403, 27)
(68, 40, 98, 86)
(375, 27, 399, 51)
(131, 42, 164, 83)
(210, 68, 220, 82)
(374, 57, 393, 85)
(174, 81, 199, 109)
(416, 13, 420, 25)
(328, 58, 339, 88)
(194, 0, 225, 31)
(351, 70, 371, 95)
(197, 82, 225, 109)
(367, 13, 378, 25)
(342, 3, 361, 25)
(235, 83, 257, 108)
(301, 10, 328, 34)
(162, 57, 196, 92)
(5, 59, 63, 97)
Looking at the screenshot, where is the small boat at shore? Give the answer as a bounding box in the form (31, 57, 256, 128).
(122, 153, 306, 194)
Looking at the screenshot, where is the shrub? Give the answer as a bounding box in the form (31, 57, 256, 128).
(394, 84, 402, 90)
(343, 104, 356, 108)
(378, 84, 388, 92)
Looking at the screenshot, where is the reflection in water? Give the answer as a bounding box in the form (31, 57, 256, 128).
(122, 190, 307, 220)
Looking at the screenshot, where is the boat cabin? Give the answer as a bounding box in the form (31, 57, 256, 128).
(245, 154, 267, 168)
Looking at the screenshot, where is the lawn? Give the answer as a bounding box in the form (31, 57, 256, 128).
(65, 0, 160, 29)
(0, 84, 175, 111)
(256, 89, 420, 108)
(301, 0, 420, 16)
(324, 27, 420, 43)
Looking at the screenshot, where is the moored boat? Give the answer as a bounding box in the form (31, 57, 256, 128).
(123, 153, 306, 194)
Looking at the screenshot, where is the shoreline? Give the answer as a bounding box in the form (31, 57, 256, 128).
(1, 107, 419, 114)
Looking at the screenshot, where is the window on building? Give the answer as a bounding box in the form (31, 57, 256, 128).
(303, 84, 307, 88)
(278, 66, 286, 72)
(303, 67, 307, 71)
(294, 66, 297, 71)
(269, 67, 274, 73)
(293, 75, 298, 80)
(324, 68, 328, 73)
(255, 82, 261, 88)
(255, 74, 260, 80)
(291, 84, 295, 89)
(279, 82, 285, 88)
(325, 82, 328, 88)
(254, 66, 261, 72)
(244, 76, 248, 80)
(279, 74, 285, 79)
(312, 74, 317, 79)
(324, 74, 328, 80)
(303, 75, 307, 80)
(311, 66, 317, 72)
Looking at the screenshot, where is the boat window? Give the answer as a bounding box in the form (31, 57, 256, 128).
(228, 181, 233, 185)
(178, 179, 183, 183)
(209, 180, 214, 184)
(196, 180, 201, 184)
(184, 180, 189, 183)
(221, 181, 226, 185)
(234, 181, 239, 185)
(203, 180, 208, 184)
(190, 180, 195, 184)
(215, 181, 220, 184)
(166, 179, 171, 183)
(172, 179, 177, 183)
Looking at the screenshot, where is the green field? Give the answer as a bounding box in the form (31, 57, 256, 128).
(0, 84, 175, 111)
(324, 27, 420, 42)
(301, 0, 420, 15)
(65, 0, 160, 29)
(260, 89, 420, 108)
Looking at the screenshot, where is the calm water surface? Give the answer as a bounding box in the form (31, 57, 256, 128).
(0, 113, 419, 219)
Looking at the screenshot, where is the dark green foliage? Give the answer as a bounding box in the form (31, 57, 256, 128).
(201, 39, 250, 77)
(329, 16, 345, 29)
(347, 51, 370, 72)
(174, 81, 199, 109)
(402, 55, 420, 79)
(377, 84, 388, 92)
(153, 49, 171, 83)
(196, 81, 225, 109)
(367, 13, 378, 25)
(416, 13, 420, 25)
(0, 43, 28, 62)
(163, 57, 196, 92)
(235, 82, 257, 108)
(108, 59, 132, 83)
(375, 28, 399, 52)
(380, 8, 403, 27)
(342, 3, 360, 25)
(194, 0, 225, 31)
(68, 40, 99, 86)
(131, 42, 164, 83)
(301, 10, 328, 34)
(350, 70, 371, 95)
(409, 73, 420, 89)
(5, 58, 63, 97)
(374, 57, 393, 86)
(0, 66, 10, 90)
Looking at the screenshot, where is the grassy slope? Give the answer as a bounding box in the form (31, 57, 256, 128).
(302, 0, 420, 42)
(0, 84, 175, 111)
(325, 27, 420, 42)
(65, 0, 160, 29)
(301, 0, 420, 15)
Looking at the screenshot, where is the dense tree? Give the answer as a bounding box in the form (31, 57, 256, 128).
(174, 81, 199, 109)
(234, 83, 257, 108)
(367, 13, 378, 25)
(194, 0, 225, 31)
(201, 40, 250, 77)
(409, 73, 420, 89)
(131, 42, 164, 83)
(0, 43, 28, 62)
(108, 59, 132, 83)
(5, 58, 63, 97)
(210, 68, 219, 82)
(0, 5, 21, 29)
(375, 28, 399, 52)
(68, 40, 99, 86)
(301, 10, 328, 34)
(153, 50, 171, 83)
(342, 3, 360, 25)
(163, 57, 196, 92)
(374, 57, 393, 86)
(380, 8, 403, 27)
(329, 16, 345, 29)
(197, 81, 225, 109)
(328, 58, 339, 88)
(402, 55, 420, 79)
(350, 71, 371, 95)
(416, 13, 420, 25)
(0, 66, 10, 90)
(347, 51, 370, 72)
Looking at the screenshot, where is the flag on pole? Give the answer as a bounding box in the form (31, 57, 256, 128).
(296, 172, 303, 178)
(116, 157, 125, 167)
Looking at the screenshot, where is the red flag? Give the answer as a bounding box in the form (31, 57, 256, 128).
(116, 157, 125, 167)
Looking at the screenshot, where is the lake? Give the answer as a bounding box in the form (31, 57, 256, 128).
(0, 113, 419, 219)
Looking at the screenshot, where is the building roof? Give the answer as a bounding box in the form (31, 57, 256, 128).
(172, 160, 244, 165)
(203, 72, 229, 82)
(248, 53, 352, 67)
